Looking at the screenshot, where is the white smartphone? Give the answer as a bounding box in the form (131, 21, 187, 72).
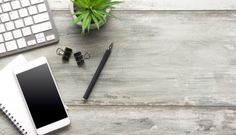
(14, 57, 70, 135)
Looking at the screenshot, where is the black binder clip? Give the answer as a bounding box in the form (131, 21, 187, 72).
(74, 52, 90, 66)
(56, 47, 73, 62)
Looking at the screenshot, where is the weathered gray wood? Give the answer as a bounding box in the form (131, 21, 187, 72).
(47, 10, 236, 106)
(1, 11, 236, 107)
(2, 106, 236, 135)
(48, 0, 236, 10)
(1, 10, 236, 135)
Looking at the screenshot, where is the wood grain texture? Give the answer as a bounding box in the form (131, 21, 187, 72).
(48, 0, 236, 10)
(1, 11, 236, 107)
(51, 10, 236, 107)
(2, 106, 236, 135)
(1, 8, 236, 135)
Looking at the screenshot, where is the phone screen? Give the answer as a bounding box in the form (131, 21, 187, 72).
(16, 63, 67, 129)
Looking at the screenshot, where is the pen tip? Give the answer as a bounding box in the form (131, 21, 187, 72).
(109, 43, 113, 50)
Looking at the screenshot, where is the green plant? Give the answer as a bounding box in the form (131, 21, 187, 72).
(72, 0, 121, 33)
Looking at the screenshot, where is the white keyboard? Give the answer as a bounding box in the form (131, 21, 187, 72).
(0, 0, 59, 58)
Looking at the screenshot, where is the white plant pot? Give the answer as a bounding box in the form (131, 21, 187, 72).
(69, 1, 110, 30)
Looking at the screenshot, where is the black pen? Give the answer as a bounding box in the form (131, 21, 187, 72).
(83, 43, 113, 102)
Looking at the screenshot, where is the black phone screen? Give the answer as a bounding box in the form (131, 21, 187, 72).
(16, 64, 67, 129)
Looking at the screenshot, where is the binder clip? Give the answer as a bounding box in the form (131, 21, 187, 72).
(74, 51, 90, 66)
(56, 47, 73, 62)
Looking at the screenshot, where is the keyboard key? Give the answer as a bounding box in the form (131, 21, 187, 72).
(11, 1, 21, 10)
(17, 38, 27, 48)
(0, 13, 10, 22)
(13, 29, 22, 38)
(20, 0, 30, 7)
(0, 0, 58, 57)
(3, 31, 13, 41)
(0, 24, 6, 33)
(35, 33, 44, 38)
(5, 40, 17, 51)
(33, 12, 49, 23)
(9, 11, 19, 20)
(5, 21, 15, 31)
(14, 19, 24, 28)
(35, 33, 45, 43)
(1, 2, 11, 12)
(18, 8, 28, 17)
(0, 43, 6, 53)
(22, 27, 32, 36)
(31, 21, 52, 34)
(30, 0, 44, 5)
(0, 34, 4, 42)
(37, 3, 47, 13)
(46, 35, 55, 41)
(27, 39, 36, 46)
(24, 16, 33, 26)
(36, 37, 45, 43)
(28, 5, 38, 15)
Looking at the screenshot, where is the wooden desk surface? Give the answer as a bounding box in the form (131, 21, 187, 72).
(1, 1, 236, 135)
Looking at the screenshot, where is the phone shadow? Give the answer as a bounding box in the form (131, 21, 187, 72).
(47, 124, 71, 135)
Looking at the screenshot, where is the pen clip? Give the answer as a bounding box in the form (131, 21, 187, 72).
(108, 43, 113, 50)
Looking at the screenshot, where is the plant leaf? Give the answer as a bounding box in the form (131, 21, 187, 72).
(82, 12, 90, 33)
(93, 12, 104, 24)
(87, 15, 92, 32)
(91, 14, 100, 30)
(92, 9, 106, 23)
(74, 11, 84, 15)
(72, 0, 122, 34)
(72, 0, 88, 8)
(73, 14, 84, 24)
(98, 1, 122, 10)
(98, 10, 117, 19)
(93, 0, 109, 9)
